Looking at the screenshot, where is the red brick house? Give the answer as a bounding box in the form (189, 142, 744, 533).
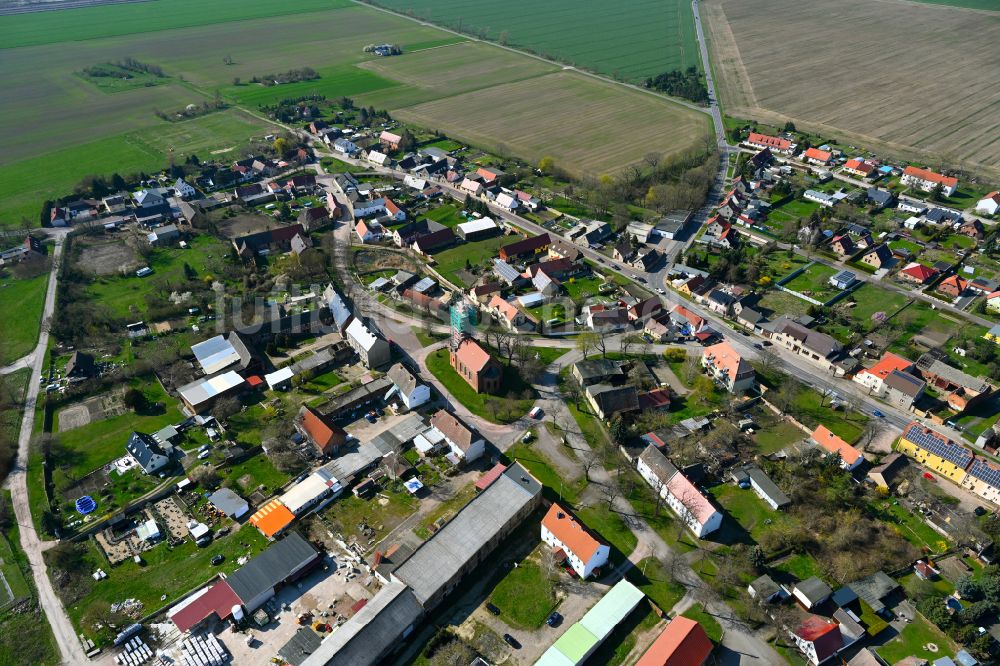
(450, 338, 503, 394)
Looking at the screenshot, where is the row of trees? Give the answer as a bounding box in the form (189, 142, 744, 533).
(252, 67, 320, 86)
(80, 57, 165, 79)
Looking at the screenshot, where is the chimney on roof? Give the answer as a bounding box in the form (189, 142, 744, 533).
(373, 550, 383, 566)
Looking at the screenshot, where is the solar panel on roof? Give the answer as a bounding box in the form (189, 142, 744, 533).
(904, 424, 972, 467)
(971, 460, 1000, 489)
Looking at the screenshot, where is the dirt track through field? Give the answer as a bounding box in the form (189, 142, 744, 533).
(705, 0, 1000, 177)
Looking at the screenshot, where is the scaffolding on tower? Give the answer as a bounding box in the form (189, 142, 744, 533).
(449, 298, 477, 350)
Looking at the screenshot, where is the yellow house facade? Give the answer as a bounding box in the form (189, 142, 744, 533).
(898, 422, 973, 484)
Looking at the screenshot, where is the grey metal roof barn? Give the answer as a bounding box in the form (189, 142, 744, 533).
(392, 463, 541, 606)
(191, 335, 241, 374)
(300, 579, 423, 666)
(225, 532, 318, 604)
(207, 488, 249, 518)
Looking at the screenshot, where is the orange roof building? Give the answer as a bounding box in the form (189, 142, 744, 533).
(701, 340, 755, 393)
(541, 503, 610, 579)
(296, 405, 346, 456)
(803, 147, 832, 164)
(937, 274, 969, 298)
(843, 158, 876, 178)
(249, 499, 295, 539)
(745, 132, 795, 154)
(902, 166, 958, 195)
(636, 616, 713, 666)
(853, 352, 914, 395)
(811, 424, 863, 470)
(449, 337, 502, 394)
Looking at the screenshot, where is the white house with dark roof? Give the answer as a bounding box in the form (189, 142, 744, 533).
(386, 363, 429, 411)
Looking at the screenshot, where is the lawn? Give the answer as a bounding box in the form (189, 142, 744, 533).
(753, 420, 807, 455)
(425, 348, 534, 423)
(681, 603, 723, 642)
(423, 203, 468, 228)
(488, 552, 558, 629)
(217, 453, 290, 495)
(563, 274, 609, 303)
(774, 553, 824, 581)
(414, 483, 477, 539)
(0, 370, 30, 467)
(410, 326, 448, 347)
(873, 499, 950, 552)
(81, 233, 234, 319)
(876, 614, 956, 665)
(757, 289, 810, 319)
(709, 483, 798, 548)
(577, 505, 638, 557)
(431, 234, 520, 287)
(0, 490, 59, 666)
(781, 262, 840, 299)
(0, 268, 48, 365)
(504, 443, 585, 505)
(54, 377, 183, 482)
(631, 557, 686, 613)
(323, 484, 419, 544)
(790, 388, 868, 444)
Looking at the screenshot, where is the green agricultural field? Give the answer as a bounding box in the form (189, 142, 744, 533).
(0, 0, 350, 49)
(366, 0, 703, 81)
(0, 270, 49, 366)
(223, 65, 398, 108)
(0, 0, 710, 229)
(0, 110, 270, 228)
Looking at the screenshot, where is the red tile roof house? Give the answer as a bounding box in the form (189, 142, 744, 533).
(937, 274, 969, 299)
(636, 616, 713, 666)
(898, 262, 938, 285)
(378, 129, 402, 151)
(743, 132, 796, 156)
(383, 197, 406, 222)
(842, 158, 877, 179)
(901, 165, 958, 196)
(701, 341, 755, 393)
(802, 147, 833, 166)
(450, 337, 503, 394)
(852, 351, 915, 396)
(811, 424, 863, 471)
(295, 405, 347, 456)
(791, 615, 844, 665)
(541, 503, 610, 579)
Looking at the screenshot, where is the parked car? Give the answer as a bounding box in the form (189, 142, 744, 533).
(546, 612, 563, 627)
(529, 407, 543, 419)
(503, 634, 521, 649)
(486, 603, 501, 616)
(873, 409, 885, 418)
(211, 554, 225, 565)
